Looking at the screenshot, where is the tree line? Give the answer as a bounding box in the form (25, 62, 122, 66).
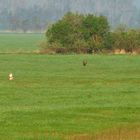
(41, 13, 140, 54)
(0, 0, 140, 32)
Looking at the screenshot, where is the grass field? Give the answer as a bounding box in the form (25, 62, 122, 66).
(0, 33, 44, 53)
(0, 53, 140, 140)
(0, 34, 140, 139)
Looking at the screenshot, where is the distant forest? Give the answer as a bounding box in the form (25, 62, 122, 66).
(0, 0, 140, 32)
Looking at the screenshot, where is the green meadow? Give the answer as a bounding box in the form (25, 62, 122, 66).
(0, 34, 140, 139)
(0, 33, 44, 53)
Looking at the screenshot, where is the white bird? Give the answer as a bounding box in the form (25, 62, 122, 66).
(9, 73, 14, 81)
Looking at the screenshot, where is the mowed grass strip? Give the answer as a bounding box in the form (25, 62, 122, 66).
(0, 54, 140, 140)
(0, 33, 44, 53)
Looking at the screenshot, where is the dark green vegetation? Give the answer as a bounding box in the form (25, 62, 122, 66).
(0, 33, 44, 53)
(0, 54, 140, 139)
(112, 27, 140, 52)
(44, 13, 140, 54)
(46, 13, 109, 53)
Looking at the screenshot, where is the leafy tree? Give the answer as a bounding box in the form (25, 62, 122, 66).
(103, 32, 115, 50)
(46, 17, 73, 47)
(82, 15, 109, 39)
(45, 13, 110, 53)
(46, 12, 84, 48)
(112, 26, 140, 52)
(81, 15, 110, 51)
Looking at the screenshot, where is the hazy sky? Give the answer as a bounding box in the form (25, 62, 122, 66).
(0, 0, 140, 31)
(134, 0, 140, 8)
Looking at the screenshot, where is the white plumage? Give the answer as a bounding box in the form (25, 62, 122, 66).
(9, 73, 14, 81)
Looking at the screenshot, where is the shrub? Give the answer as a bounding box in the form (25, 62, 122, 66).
(41, 12, 140, 54)
(112, 27, 140, 52)
(43, 12, 110, 54)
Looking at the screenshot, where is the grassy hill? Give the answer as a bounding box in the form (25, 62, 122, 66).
(0, 54, 139, 139)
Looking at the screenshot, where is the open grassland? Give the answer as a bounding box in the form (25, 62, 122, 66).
(0, 54, 140, 140)
(0, 33, 44, 53)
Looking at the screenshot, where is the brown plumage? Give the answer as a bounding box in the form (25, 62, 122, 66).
(83, 60, 87, 66)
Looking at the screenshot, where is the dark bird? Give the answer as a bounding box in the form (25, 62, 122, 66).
(83, 60, 87, 66)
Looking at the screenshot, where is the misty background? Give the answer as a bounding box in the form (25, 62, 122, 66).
(0, 0, 140, 32)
